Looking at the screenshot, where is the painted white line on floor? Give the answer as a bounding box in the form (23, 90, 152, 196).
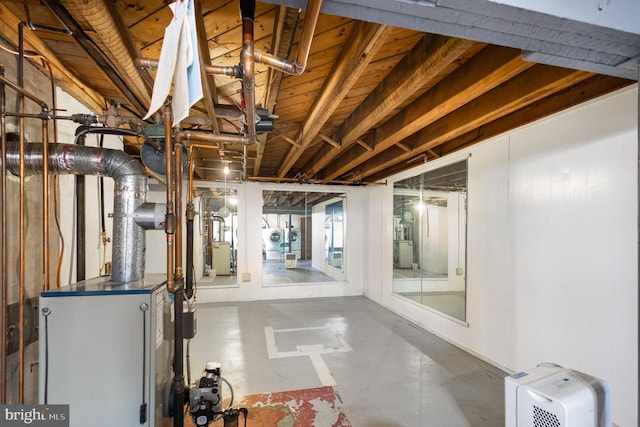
(298, 345, 336, 386)
(264, 325, 352, 386)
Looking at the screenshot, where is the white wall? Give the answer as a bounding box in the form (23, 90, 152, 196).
(365, 86, 638, 427)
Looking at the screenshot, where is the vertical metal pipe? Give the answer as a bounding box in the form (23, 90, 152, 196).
(165, 107, 185, 427)
(240, 0, 257, 144)
(173, 284, 185, 427)
(294, 0, 322, 71)
(164, 106, 175, 294)
(17, 22, 26, 405)
(75, 130, 85, 282)
(173, 144, 186, 420)
(185, 147, 194, 299)
(187, 147, 194, 202)
(0, 64, 7, 404)
(111, 173, 148, 283)
(636, 64, 639, 427)
(42, 118, 50, 291)
(185, 216, 194, 299)
(243, 145, 248, 179)
(175, 144, 183, 285)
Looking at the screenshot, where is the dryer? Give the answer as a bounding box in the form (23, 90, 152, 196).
(288, 228, 302, 258)
(263, 228, 283, 260)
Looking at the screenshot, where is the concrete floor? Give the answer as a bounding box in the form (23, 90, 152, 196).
(187, 296, 506, 426)
(198, 260, 336, 286)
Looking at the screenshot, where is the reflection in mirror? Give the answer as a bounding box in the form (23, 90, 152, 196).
(392, 160, 468, 322)
(262, 190, 346, 284)
(325, 200, 344, 271)
(198, 186, 238, 285)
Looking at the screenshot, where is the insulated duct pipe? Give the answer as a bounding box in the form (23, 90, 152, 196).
(3, 142, 159, 283)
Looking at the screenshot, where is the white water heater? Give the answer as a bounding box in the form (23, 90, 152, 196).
(39, 274, 174, 427)
(505, 364, 611, 427)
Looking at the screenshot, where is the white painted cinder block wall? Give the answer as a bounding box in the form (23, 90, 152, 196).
(364, 85, 638, 427)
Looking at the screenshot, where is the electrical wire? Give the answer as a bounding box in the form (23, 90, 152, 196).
(97, 133, 109, 276)
(53, 176, 64, 288)
(220, 376, 234, 410)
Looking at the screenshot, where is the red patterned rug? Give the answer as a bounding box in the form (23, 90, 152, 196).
(189, 386, 352, 426)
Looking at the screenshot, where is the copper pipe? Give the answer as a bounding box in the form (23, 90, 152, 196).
(174, 143, 184, 284)
(165, 110, 185, 427)
(178, 130, 251, 146)
(164, 106, 176, 294)
(255, 0, 323, 75)
(135, 57, 239, 78)
(240, 1, 257, 144)
(188, 147, 194, 201)
(18, 22, 26, 405)
(243, 145, 248, 179)
(246, 175, 386, 185)
(42, 118, 50, 291)
(0, 65, 7, 404)
(0, 74, 48, 111)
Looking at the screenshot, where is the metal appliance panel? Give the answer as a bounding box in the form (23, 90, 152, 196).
(38, 274, 173, 427)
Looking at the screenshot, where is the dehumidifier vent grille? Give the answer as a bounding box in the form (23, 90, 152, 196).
(533, 405, 561, 427)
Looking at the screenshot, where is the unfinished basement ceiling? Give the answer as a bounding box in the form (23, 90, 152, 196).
(0, 0, 636, 184)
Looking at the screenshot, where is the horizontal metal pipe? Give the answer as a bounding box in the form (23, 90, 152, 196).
(254, 0, 323, 75)
(133, 202, 167, 230)
(5, 142, 143, 178)
(135, 57, 240, 78)
(178, 131, 251, 146)
(0, 74, 48, 111)
(246, 175, 386, 185)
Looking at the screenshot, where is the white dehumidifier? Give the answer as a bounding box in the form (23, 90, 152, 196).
(505, 363, 611, 427)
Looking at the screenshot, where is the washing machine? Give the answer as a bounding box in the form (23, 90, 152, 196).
(263, 228, 283, 260)
(288, 228, 302, 259)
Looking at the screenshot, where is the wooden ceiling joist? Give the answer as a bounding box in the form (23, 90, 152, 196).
(0, 1, 632, 185)
(305, 34, 479, 175)
(0, 3, 106, 113)
(277, 20, 390, 177)
(321, 45, 536, 180)
(355, 67, 594, 180)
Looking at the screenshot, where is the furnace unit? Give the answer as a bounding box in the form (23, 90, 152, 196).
(39, 274, 174, 427)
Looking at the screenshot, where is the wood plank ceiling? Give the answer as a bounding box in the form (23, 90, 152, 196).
(0, 0, 634, 186)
